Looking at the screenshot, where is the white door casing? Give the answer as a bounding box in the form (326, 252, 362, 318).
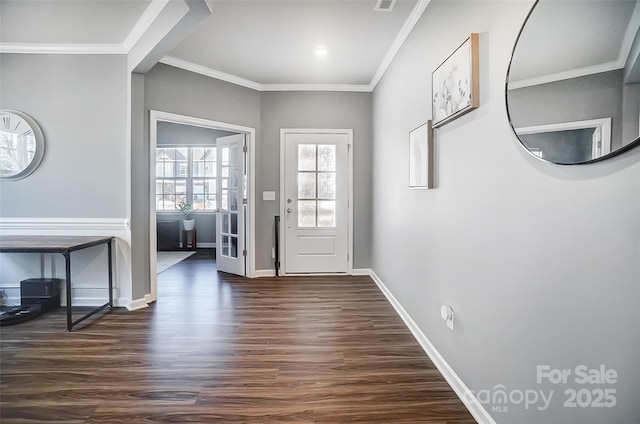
(149, 110, 255, 304)
(216, 134, 246, 276)
(280, 129, 352, 274)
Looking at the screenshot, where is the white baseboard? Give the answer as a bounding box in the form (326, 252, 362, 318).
(179, 242, 216, 248)
(127, 297, 149, 311)
(359, 268, 495, 424)
(253, 269, 276, 278)
(1, 294, 116, 308)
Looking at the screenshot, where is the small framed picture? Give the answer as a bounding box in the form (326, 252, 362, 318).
(432, 33, 479, 128)
(409, 120, 434, 189)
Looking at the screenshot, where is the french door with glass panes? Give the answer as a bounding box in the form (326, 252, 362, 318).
(216, 134, 246, 276)
(282, 131, 351, 274)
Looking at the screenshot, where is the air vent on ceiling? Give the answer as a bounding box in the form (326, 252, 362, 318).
(375, 0, 397, 12)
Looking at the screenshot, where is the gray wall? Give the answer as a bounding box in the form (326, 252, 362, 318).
(508, 70, 624, 151)
(622, 83, 640, 145)
(143, 64, 260, 283)
(371, 1, 639, 423)
(157, 121, 235, 145)
(144, 65, 373, 273)
(259, 91, 373, 270)
(0, 54, 128, 217)
(131, 72, 149, 300)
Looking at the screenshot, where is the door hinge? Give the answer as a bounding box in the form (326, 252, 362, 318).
(243, 249, 247, 257)
(243, 198, 247, 205)
(243, 145, 248, 153)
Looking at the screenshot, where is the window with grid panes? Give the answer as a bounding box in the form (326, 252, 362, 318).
(155, 147, 216, 212)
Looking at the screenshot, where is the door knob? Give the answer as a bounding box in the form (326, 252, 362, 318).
(287, 208, 292, 213)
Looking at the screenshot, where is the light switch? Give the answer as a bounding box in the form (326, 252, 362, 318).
(263, 191, 276, 201)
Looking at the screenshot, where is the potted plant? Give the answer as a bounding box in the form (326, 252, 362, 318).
(176, 201, 196, 231)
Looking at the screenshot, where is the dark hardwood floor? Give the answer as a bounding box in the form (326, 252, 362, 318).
(1, 249, 475, 423)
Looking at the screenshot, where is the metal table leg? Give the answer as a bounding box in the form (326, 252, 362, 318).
(64, 251, 72, 331)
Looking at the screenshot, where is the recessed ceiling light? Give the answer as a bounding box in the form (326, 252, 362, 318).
(315, 46, 328, 57)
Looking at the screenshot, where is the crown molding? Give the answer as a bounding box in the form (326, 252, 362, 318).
(370, 0, 431, 90)
(122, 0, 171, 52)
(160, 56, 373, 92)
(0, 0, 171, 56)
(159, 56, 263, 90)
(0, 43, 126, 55)
(508, 60, 623, 90)
(261, 83, 371, 92)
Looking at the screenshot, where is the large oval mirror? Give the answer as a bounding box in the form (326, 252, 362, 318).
(506, 0, 640, 164)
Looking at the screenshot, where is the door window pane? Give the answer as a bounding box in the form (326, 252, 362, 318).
(222, 147, 229, 165)
(221, 191, 229, 210)
(229, 166, 239, 188)
(229, 146, 239, 164)
(231, 213, 238, 235)
(297, 172, 316, 199)
(298, 200, 317, 227)
(230, 237, 238, 258)
(229, 190, 238, 212)
(222, 235, 229, 256)
(298, 144, 316, 171)
(318, 173, 336, 199)
(318, 145, 336, 171)
(222, 213, 229, 233)
(318, 200, 336, 227)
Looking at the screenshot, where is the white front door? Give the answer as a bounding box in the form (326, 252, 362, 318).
(216, 134, 246, 276)
(282, 131, 351, 274)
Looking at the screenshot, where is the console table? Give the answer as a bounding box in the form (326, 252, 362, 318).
(0, 235, 114, 331)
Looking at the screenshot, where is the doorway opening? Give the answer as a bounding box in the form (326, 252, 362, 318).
(149, 110, 256, 303)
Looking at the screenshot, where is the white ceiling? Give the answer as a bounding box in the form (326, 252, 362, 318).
(0, 0, 153, 44)
(167, 0, 417, 86)
(0, 0, 421, 90)
(3, 0, 637, 91)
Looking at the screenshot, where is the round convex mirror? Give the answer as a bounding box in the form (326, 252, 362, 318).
(0, 110, 45, 180)
(506, 0, 640, 164)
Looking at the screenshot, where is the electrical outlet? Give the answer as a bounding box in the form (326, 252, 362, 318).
(441, 305, 454, 331)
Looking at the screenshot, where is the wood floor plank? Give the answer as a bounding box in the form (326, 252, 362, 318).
(1, 249, 475, 423)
